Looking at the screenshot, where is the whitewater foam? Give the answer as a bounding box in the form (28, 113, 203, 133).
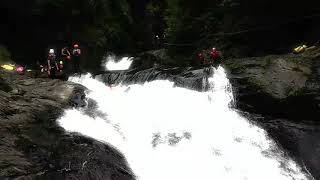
(59, 59, 310, 180)
(104, 55, 133, 71)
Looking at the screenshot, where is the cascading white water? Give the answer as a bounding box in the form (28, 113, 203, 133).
(58, 58, 311, 180)
(104, 55, 133, 71)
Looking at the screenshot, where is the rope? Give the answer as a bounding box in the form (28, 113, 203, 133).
(163, 42, 194, 47)
(203, 13, 320, 38)
(164, 13, 320, 47)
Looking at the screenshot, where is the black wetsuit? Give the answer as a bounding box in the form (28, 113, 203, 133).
(72, 48, 81, 73)
(61, 48, 71, 73)
(48, 54, 58, 77)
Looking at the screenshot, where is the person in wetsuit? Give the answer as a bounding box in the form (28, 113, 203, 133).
(47, 49, 59, 78)
(72, 44, 81, 74)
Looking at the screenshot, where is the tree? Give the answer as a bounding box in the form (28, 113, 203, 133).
(0, 0, 135, 70)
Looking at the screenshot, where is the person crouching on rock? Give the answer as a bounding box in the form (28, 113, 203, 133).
(47, 49, 59, 78)
(210, 47, 222, 65)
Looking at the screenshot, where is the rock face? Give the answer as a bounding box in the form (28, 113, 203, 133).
(95, 66, 212, 92)
(0, 70, 134, 180)
(129, 47, 320, 122)
(131, 49, 172, 69)
(224, 47, 320, 121)
(223, 49, 320, 178)
(239, 111, 320, 180)
(2, 46, 319, 179)
(101, 47, 320, 122)
(131, 49, 195, 70)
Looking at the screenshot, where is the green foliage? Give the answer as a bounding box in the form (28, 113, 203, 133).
(147, 1, 160, 16)
(0, 45, 12, 63)
(0, 0, 135, 70)
(164, 0, 227, 56)
(2, 0, 317, 68)
(146, 0, 167, 18)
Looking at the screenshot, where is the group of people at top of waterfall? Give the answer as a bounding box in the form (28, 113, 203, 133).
(43, 43, 82, 78)
(197, 47, 222, 66)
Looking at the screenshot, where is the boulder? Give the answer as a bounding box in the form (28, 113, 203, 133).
(224, 47, 320, 121)
(0, 70, 134, 180)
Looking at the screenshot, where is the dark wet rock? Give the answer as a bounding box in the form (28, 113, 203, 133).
(94, 66, 213, 92)
(238, 111, 319, 179)
(0, 76, 12, 92)
(260, 117, 320, 180)
(0, 70, 134, 180)
(224, 47, 320, 121)
(97, 46, 320, 122)
(131, 49, 173, 69)
(132, 49, 196, 69)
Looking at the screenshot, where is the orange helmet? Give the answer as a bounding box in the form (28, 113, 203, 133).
(74, 44, 79, 48)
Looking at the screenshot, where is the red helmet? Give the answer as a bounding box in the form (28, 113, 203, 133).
(74, 44, 79, 48)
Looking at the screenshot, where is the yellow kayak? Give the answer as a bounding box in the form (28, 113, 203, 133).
(1, 64, 15, 71)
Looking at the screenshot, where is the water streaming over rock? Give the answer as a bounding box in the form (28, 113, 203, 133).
(58, 57, 311, 180)
(104, 56, 133, 71)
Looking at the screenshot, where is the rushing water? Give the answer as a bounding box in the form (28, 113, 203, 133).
(58, 58, 311, 180)
(104, 55, 133, 71)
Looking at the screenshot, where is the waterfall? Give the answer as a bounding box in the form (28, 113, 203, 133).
(58, 57, 310, 180)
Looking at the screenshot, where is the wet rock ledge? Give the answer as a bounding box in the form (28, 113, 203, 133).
(224, 47, 320, 122)
(0, 70, 134, 180)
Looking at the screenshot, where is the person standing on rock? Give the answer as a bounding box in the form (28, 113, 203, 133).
(47, 49, 59, 78)
(72, 44, 81, 74)
(61, 46, 71, 74)
(210, 47, 222, 65)
(61, 47, 71, 60)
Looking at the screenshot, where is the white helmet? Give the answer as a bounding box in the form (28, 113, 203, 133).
(49, 49, 54, 54)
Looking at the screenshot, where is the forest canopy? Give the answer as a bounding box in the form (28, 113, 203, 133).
(1, 0, 320, 69)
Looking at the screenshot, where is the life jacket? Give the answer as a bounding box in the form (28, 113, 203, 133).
(293, 45, 307, 54)
(48, 54, 57, 66)
(48, 54, 56, 61)
(210, 50, 220, 60)
(58, 61, 64, 69)
(16, 66, 24, 74)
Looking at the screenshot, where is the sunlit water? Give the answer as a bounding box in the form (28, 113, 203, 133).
(58, 58, 311, 180)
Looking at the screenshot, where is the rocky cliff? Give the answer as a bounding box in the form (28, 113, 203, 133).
(0, 70, 134, 180)
(138, 47, 320, 122)
(224, 47, 320, 122)
(1, 46, 320, 179)
(131, 48, 320, 179)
